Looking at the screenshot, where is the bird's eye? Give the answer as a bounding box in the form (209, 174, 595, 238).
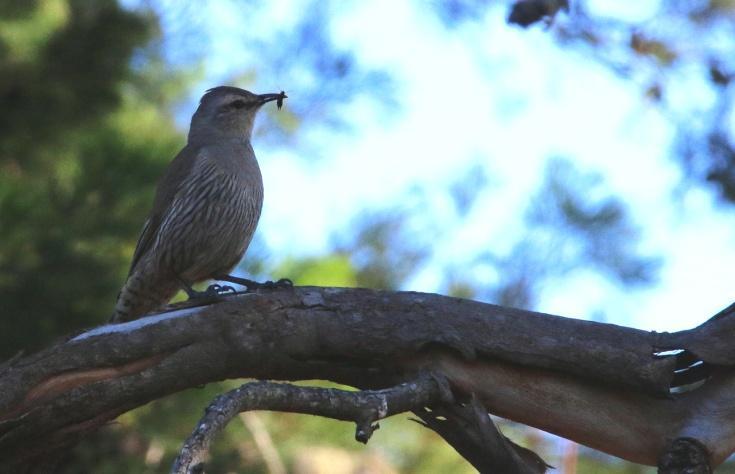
(231, 100, 246, 109)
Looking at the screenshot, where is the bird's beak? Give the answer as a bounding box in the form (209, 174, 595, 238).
(258, 92, 287, 105)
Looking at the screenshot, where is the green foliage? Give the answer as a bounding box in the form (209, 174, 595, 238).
(277, 254, 358, 287)
(0, 0, 185, 357)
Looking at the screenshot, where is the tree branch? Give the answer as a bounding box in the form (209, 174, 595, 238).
(413, 395, 551, 473)
(173, 375, 548, 474)
(658, 437, 712, 474)
(172, 375, 451, 473)
(0, 286, 733, 472)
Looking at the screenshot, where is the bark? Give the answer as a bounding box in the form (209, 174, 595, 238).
(0, 286, 732, 472)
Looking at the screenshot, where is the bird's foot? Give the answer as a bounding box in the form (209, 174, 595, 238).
(217, 275, 293, 292)
(182, 283, 236, 301)
(205, 283, 237, 297)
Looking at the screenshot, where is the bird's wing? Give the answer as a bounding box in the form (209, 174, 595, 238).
(127, 145, 202, 276)
(127, 218, 154, 276)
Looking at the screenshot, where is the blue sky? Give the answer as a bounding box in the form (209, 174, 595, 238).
(130, 0, 735, 332)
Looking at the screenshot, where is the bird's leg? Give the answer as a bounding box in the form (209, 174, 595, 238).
(217, 274, 293, 292)
(178, 277, 235, 300)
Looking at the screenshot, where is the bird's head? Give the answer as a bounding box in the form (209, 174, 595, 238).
(188, 86, 286, 144)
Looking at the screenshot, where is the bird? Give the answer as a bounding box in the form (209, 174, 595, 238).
(111, 86, 288, 323)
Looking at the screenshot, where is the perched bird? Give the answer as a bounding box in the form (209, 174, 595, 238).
(111, 86, 288, 323)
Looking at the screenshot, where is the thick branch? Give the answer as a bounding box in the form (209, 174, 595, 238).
(658, 438, 712, 474)
(0, 287, 733, 471)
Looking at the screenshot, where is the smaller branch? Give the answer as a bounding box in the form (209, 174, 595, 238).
(413, 394, 550, 474)
(171, 375, 444, 474)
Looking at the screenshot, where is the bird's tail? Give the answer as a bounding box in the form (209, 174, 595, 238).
(110, 271, 180, 323)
